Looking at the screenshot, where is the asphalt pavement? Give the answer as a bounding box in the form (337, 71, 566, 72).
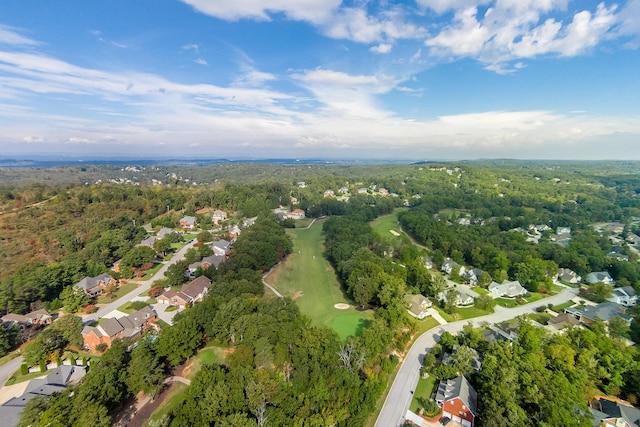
(375, 286, 579, 427)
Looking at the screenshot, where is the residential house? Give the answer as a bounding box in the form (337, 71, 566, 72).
(157, 290, 191, 309)
(156, 227, 174, 238)
(179, 216, 196, 229)
(488, 280, 527, 298)
(211, 239, 231, 256)
(626, 232, 640, 246)
(608, 286, 637, 307)
(585, 271, 615, 285)
(323, 190, 335, 198)
(438, 287, 474, 307)
(289, 196, 298, 205)
(112, 259, 121, 273)
(74, 273, 117, 297)
(492, 319, 521, 341)
(139, 236, 157, 248)
(357, 188, 368, 194)
(435, 376, 478, 427)
(404, 294, 432, 319)
(378, 188, 389, 196)
(590, 396, 640, 427)
(565, 302, 632, 325)
(457, 217, 471, 226)
(338, 187, 349, 194)
(82, 306, 156, 351)
(212, 210, 227, 224)
(297, 181, 306, 188)
(464, 268, 485, 286)
(547, 313, 581, 331)
(158, 276, 212, 309)
(557, 268, 581, 285)
(201, 254, 225, 270)
(0, 365, 87, 427)
(442, 259, 465, 276)
(1, 309, 52, 329)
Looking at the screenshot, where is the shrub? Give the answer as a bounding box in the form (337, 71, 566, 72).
(82, 356, 87, 365)
(39, 360, 46, 372)
(83, 304, 97, 314)
(68, 356, 76, 365)
(149, 286, 165, 297)
(422, 399, 441, 417)
(127, 301, 149, 311)
(96, 343, 108, 352)
(20, 364, 28, 375)
(56, 356, 62, 367)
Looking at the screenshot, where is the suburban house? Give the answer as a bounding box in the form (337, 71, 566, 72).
(227, 224, 242, 241)
(156, 227, 175, 238)
(590, 396, 640, 427)
(211, 239, 231, 256)
(626, 232, 640, 246)
(547, 313, 581, 331)
(1, 308, 52, 328)
(464, 268, 485, 286)
(179, 216, 196, 229)
(404, 294, 432, 319)
(74, 273, 117, 297)
(0, 364, 87, 427)
(338, 186, 349, 194)
(608, 286, 637, 307)
(82, 306, 157, 351)
(212, 210, 227, 224)
(323, 190, 335, 198)
(438, 288, 475, 307)
(435, 376, 478, 427)
(138, 235, 157, 248)
(282, 209, 305, 220)
(187, 255, 225, 277)
(157, 276, 212, 309)
(378, 188, 389, 196)
(442, 259, 465, 276)
(550, 227, 572, 247)
(565, 302, 632, 325)
(557, 268, 581, 284)
(585, 271, 615, 285)
(488, 280, 527, 298)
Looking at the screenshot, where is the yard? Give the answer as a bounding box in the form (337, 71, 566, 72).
(410, 374, 437, 413)
(143, 382, 188, 427)
(265, 219, 373, 339)
(551, 301, 576, 313)
(96, 281, 139, 304)
(369, 209, 409, 242)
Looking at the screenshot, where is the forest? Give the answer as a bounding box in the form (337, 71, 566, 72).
(1, 160, 640, 426)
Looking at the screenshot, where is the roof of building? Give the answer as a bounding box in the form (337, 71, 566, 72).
(201, 254, 225, 268)
(180, 216, 196, 224)
(211, 239, 231, 251)
(156, 227, 175, 238)
(405, 294, 432, 316)
(591, 397, 640, 427)
(548, 313, 581, 329)
(182, 276, 212, 299)
(435, 376, 478, 415)
(566, 302, 632, 323)
(585, 271, 613, 284)
(75, 273, 114, 291)
(488, 280, 527, 297)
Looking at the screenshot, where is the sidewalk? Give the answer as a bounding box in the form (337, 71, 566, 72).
(426, 308, 447, 325)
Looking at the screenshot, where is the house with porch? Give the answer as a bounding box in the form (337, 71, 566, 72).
(179, 216, 196, 229)
(608, 286, 637, 307)
(565, 302, 632, 326)
(585, 271, 615, 285)
(82, 306, 157, 351)
(435, 376, 477, 427)
(488, 280, 527, 298)
(74, 273, 117, 297)
(404, 294, 432, 319)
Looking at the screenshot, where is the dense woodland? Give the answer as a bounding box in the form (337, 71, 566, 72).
(2, 161, 640, 426)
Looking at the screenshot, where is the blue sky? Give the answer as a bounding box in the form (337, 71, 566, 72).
(1, 0, 639, 160)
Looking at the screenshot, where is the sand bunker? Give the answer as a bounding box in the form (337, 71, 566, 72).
(334, 303, 350, 310)
(292, 291, 303, 300)
(389, 230, 400, 236)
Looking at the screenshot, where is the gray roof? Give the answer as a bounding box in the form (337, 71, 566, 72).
(566, 302, 632, 323)
(156, 227, 174, 238)
(592, 397, 640, 426)
(97, 317, 125, 337)
(585, 271, 613, 284)
(435, 376, 478, 415)
(488, 280, 527, 297)
(139, 236, 157, 247)
(201, 254, 225, 268)
(211, 239, 231, 252)
(75, 273, 113, 291)
(182, 276, 211, 299)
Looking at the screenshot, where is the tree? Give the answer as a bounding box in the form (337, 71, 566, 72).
(153, 238, 172, 257)
(59, 286, 88, 313)
(126, 338, 165, 396)
(592, 281, 614, 302)
(443, 288, 459, 314)
(121, 246, 156, 268)
(608, 316, 630, 339)
(474, 294, 496, 311)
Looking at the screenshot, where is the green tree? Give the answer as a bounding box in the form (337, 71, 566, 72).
(59, 286, 88, 313)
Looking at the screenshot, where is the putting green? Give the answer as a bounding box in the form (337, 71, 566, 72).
(266, 219, 373, 338)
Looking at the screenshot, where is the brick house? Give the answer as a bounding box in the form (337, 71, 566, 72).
(435, 376, 477, 427)
(82, 306, 157, 351)
(74, 273, 117, 297)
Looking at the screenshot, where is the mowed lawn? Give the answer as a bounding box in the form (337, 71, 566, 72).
(266, 219, 373, 339)
(369, 209, 408, 241)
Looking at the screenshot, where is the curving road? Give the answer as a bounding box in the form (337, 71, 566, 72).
(375, 286, 579, 427)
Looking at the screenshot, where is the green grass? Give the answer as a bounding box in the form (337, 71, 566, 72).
(293, 218, 314, 228)
(432, 306, 455, 322)
(187, 345, 226, 378)
(141, 263, 163, 280)
(143, 382, 188, 427)
(528, 313, 552, 325)
(454, 306, 492, 320)
(369, 209, 409, 241)
(410, 374, 437, 412)
(495, 298, 519, 308)
(473, 287, 489, 295)
(551, 301, 576, 312)
(266, 219, 373, 339)
(415, 317, 441, 335)
(96, 282, 138, 304)
(5, 369, 50, 386)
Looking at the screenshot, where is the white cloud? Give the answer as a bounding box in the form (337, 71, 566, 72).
(182, 43, 199, 53)
(195, 58, 208, 65)
(618, 0, 640, 47)
(424, 1, 619, 72)
(0, 25, 39, 46)
(180, 0, 341, 23)
(370, 43, 393, 54)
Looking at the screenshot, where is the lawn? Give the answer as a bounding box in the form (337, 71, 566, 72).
(455, 306, 493, 320)
(551, 301, 576, 312)
(495, 298, 519, 308)
(143, 382, 188, 427)
(410, 374, 437, 413)
(140, 262, 163, 280)
(473, 287, 489, 295)
(185, 345, 226, 379)
(528, 313, 553, 325)
(415, 317, 441, 335)
(369, 209, 409, 241)
(96, 281, 139, 304)
(266, 219, 373, 339)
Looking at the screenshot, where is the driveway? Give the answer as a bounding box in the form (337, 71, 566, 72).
(375, 286, 579, 427)
(151, 303, 182, 325)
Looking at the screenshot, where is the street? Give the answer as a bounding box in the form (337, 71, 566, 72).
(375, 286, 579, 427)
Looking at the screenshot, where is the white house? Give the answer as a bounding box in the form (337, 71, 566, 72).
(488, 280, 527, 298)
(608, 286, 637, 307)
(585, 271, 615, 285)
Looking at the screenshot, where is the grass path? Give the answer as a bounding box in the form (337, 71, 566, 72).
(266, 219, 372, 339)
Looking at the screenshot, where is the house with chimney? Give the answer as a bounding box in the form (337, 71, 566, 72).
(81, 306, 157, 351)
(74, 273, 117, 297)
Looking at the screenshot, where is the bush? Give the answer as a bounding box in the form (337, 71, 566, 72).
(68, 356, 76, 365)
(96, 343, 108, 353)
(56, 356, 62, 367)
(127, 301, 149, 311)
(83, 304, 97, 314)
(39, 360, 46, 372)
(82, 356, 87, 365)
(149, 286, 165, 297)
(20, 364, 28, 375)
(422, 399, 441, 417)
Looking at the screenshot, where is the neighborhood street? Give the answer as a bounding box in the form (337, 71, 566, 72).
(84, 239, 197, 324)
(375, 286, 579, 427)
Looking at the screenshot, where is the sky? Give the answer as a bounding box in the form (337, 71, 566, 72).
(1, 0, 639, 161)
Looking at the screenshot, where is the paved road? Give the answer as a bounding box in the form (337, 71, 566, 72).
(84, 240, 197, 323)
(375, 286, 579, 427)
(0, 356, 23, 388)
